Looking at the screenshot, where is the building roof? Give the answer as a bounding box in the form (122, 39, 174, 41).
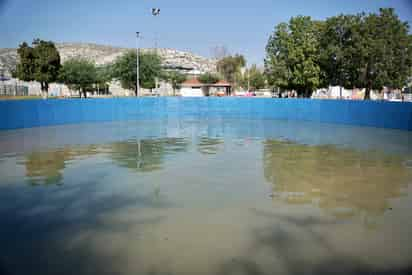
(212, 80, 231, 87)
(181, 78, 202, 86)
(181, 78, 231, 87)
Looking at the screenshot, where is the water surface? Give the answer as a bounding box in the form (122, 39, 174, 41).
(1, 119, 412, 275)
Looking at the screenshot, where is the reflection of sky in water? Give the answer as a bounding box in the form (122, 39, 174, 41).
(0, 119, 412, 275)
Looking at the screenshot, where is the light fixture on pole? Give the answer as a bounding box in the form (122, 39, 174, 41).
(152, 8, 160, 16)
(152, 8, 160, 94)
(152, 8, 160, 50)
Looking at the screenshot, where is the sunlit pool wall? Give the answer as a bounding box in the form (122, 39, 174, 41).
(1, 98, 412, 131)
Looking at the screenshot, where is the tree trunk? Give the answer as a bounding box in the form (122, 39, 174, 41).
(134, 86, 138, 97)
(82, 88, 87, 98)
(364, 64, 372, 100)
(364, 86, 371, 100)
(205, 87, 210, 96)
(40, 82, 48, 98)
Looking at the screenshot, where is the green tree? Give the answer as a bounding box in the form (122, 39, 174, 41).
(198, 73, 220, 96)
(198, 72, 220, 84)
(95, 65, 112, 95)
(359, 8, 412, 99)
(139, 52, 163, 91)
(111, 51, 163, 96)
(59, 58, 97, 98)
(217, 54, 246, 87)
(241, 65, 266, 91)
(319, 9, 412, 99)
(111, 51, 137, 95)
(264, 23, 291, 91)
(32, 39, 61, 95)
(164, 71, 186, 96)
(265, 16, 321, 97)
(319, 14, 361, 90)
(15, 42, 35, 81)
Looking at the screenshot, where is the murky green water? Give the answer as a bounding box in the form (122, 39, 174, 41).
(1, 119, 412, 275)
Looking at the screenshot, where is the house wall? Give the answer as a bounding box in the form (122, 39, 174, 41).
(180, 87, 203, 97)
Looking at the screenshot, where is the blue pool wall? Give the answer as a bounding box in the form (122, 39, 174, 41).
(1, 97, 412, 131)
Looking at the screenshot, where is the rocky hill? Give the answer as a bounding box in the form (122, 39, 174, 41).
(0, 48, 18, 76)
(0, 43, 217, 77)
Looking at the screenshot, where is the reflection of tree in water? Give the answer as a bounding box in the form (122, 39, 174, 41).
(109, 138, 189, 172)
(25, 150, 67, 185)
(24, 146, 99, 185)
(23, 138, 189, 185)
(197, 136, 224, 155)
(263, 140, 412, 225)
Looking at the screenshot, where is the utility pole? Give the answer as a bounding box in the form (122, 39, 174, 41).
(247, 67, 250, 92)
(136, 32, 140, 97)
(152, 8, 160, 51)
(152, 8, 160, 95)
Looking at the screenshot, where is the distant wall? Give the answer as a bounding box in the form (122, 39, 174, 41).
(1, 78, 170, 97)
(1, 98, 411, 131)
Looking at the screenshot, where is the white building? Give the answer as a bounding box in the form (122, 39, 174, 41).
(179, 78, 232, 97)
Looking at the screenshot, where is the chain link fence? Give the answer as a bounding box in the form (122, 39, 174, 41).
(0, 84, 29, 96)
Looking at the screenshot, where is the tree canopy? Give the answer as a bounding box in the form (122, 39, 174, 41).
(265, 16, 321, 97)
(319, 14, 361, 89)
(164, 71, 186, 95)
(266, 8, 412, 99)
(59, 58, 97, 98)
(241, 65, 266, 91)
(217, 54, 246, 86)
(111, 51, 163, 95)
(16, 42, 35, 82)
(358, 8, 412, 99)
(139, 52, 163, 90)
(15, 39, 61, 94)
(95, 64, 112, 92)
(198, 73, 220, 84)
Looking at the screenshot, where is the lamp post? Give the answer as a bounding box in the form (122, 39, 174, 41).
(136, 31, 140, 97)
(152, 8, 160, 51)
(152, 8, 160, 95)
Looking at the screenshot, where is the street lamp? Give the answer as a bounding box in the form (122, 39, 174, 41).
(247, 67, 250, 92)
(136, 31, 140, 97)
(152, 8, 160, 94)
(152, 8, 160, 51)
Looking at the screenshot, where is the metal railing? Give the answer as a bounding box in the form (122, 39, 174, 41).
(0, 84, 29, 96)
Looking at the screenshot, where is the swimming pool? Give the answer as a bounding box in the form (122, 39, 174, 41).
(1, 97, 412, 130)
(1, 116, 412, 275)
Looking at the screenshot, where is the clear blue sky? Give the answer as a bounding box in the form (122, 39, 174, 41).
(1, 0, 411, 65)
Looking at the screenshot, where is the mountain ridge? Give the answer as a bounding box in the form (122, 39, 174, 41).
(0, 42, 217, 77)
